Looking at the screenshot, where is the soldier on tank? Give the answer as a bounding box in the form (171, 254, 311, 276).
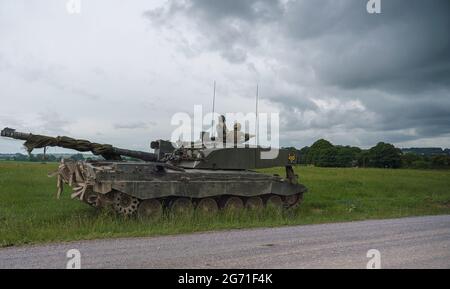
(216, 115, 228, 146)
(226, 122, 255, 146)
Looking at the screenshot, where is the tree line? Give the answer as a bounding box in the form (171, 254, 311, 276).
(3, 153, 90, 162)
(2, 153, 138, 162)
(2, 140, 450, 169)
(291, 139, 450, 169)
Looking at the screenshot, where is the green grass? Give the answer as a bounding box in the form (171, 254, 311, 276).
(1, 161, 449, 247)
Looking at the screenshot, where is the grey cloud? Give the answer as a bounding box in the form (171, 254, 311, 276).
(310, 3, 450, 92)
(187, 0, 283, 21)
(113, 121, 155, 130)
(146, 0, 283, 25)
(145, 0, 283, 63)
(0, 116, 25, 130)
(0, 54, 11, 71)
(1, 112, 69, 136)
(3, 56, 102, 100)
(36, 111, 70, 135)
(359, 88, 450, 133)
(146, 0, 449, 92)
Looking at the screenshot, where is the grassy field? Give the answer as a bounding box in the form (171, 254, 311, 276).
(0, 161, 449, 247)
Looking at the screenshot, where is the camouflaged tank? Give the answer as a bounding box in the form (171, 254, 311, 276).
(1, 127, 307, 218)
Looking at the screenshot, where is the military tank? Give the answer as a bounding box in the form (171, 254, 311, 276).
(1, 126, 307, 218)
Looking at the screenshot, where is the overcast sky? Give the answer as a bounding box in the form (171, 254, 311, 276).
(0, 0, 449, 153)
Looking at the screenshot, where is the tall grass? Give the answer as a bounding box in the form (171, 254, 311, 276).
(0, 162, 449, 246)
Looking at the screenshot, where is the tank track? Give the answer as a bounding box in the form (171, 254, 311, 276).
(87, 190, 304, 218)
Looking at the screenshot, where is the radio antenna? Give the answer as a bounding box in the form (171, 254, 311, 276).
(255, 84, 259, 147)
(211, 81, 216, 137)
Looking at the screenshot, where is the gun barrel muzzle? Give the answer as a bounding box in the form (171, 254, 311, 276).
(1, 128, 31, 140)
(1, 127, 16, 137)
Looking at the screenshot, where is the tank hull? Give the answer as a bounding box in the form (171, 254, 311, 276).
(57, 160, 307, 215)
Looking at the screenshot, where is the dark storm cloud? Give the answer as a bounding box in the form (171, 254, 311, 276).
(298, 0, 450, 92)
(151, 0, 450, 92)
(181, 0, 283, 21)
(146, 0, 450, 146)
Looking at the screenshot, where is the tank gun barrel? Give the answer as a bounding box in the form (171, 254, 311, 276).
(110, 147, 158, 162)
(1, 127, 157, 162)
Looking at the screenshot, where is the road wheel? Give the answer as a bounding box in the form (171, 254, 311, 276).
(196, 198, 218, 214)
(221, 196, 244, 211)
(265, 195, 283, 210)
(113, 192, 139, 216)
(284, 193, 303, 208)
(245, 197, 264, 210)
(85, 190, 100, 208)
(170, 198, 194, 215)
(95, 193, 114, 209)
(138, 199, 163, 220)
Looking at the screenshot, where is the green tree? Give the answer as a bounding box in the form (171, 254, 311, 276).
(431, 155, 450, 168)
(70, 153, 85, 161)
(411, 160, 431, 169)
(366, 142, 402, 168)
(335, 146, 361, 167)
(13, 153, 28, 161)
(401, 153, 422, 168)
(308, 139, 334, 166)
(316, 147, 337, 167)
(298, 146, 310, 164)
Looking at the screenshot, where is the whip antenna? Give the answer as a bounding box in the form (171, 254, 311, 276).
(255, 84, 259, 147)
(211, 81, 216, 138)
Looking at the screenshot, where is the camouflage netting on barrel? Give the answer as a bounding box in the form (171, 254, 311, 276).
(22, 134, 120, 160)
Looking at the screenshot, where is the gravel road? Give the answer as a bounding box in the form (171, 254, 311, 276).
(1, 215, 449, 269)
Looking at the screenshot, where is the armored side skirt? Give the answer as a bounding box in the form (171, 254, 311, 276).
(63, 161, 306, 201)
